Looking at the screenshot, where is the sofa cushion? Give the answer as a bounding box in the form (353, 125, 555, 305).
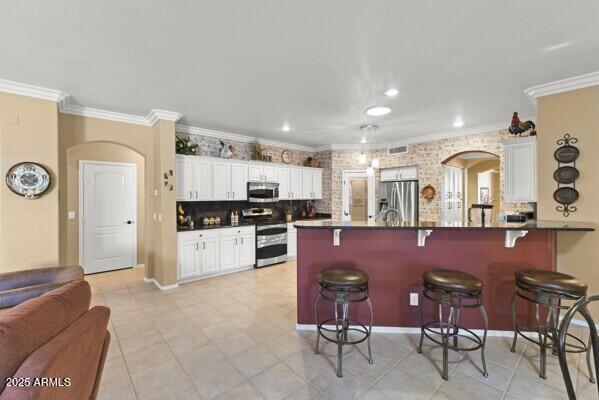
(0, 280, 91, 394)
(0, 306, 110, 400)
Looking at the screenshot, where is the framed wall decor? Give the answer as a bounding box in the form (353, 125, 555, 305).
(5, 162, 52, 199)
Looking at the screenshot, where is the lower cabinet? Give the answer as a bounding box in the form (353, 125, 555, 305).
(287, 223, 297, 259)
(178, 226, 255, 281)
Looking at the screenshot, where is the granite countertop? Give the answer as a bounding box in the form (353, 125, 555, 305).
(293, 219, 596, 231)
(177, 221, 256, 232)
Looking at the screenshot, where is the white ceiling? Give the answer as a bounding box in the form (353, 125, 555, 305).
(1, 1, 598, 147)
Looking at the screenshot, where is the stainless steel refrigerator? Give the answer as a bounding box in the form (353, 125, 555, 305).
(379, 180, 419, 223)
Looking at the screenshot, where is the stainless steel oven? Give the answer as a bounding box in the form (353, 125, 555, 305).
(248, 182, 279, 203)
(255, 223, 288, 267)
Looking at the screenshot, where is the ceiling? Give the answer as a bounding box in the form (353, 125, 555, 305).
(1, 1, 598, 147)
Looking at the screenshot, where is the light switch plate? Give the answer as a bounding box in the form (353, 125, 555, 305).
(410, 292, 419, 306)
(68, 211, 76, 220)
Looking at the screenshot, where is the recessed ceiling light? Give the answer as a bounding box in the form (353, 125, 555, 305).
(453, 118, 464, 128)
(365, 106, 391, 117)
(384, 88, 399, 97)
(282, 124, 290, 132)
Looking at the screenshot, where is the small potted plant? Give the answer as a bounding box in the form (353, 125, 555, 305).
(176, 136, 198, 155)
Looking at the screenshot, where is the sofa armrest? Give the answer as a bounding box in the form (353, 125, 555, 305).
(0, 282, 77, 309)
(0, 266, 83, 292)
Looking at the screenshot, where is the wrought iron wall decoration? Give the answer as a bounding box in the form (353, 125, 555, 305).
(163, 169, 174, 191)
(554, 133, 579, 217)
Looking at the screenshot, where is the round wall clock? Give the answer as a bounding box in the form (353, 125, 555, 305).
(281, 150, 292, 164)
(6, 162, 51, 199)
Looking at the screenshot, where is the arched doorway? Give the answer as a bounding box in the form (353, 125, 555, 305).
(60, 141, 146, 273)
(441, 151, 500, 224)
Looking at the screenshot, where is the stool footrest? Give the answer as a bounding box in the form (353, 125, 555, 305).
(316, 318, 370, 346)
(422, 322, 484, 352)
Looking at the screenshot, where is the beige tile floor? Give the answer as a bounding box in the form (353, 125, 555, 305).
(88, 261, 596, 400)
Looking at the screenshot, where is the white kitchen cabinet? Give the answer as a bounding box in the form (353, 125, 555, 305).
(503, 137, 537, 202)
(289, 167, 303, 199)
(220, 227, 255, 271)
(287, 223, 297, 259)
(249, 164, 277, 182)
(380, 166, 418, 182)
(312, 169, 322, 199)
(176, 156, 212, 201)
(177, 230, 221, 279)
(301, 168, 322, 199)
(200, 237, 220, 274)
(212, 161, 231, 200)
(230, 162, 248, 200)
(178, 238, 201, 279)
(175, 156, 321, 202)
(277, 167, 290, 200)
(178, 227, 254, 281)
(213, 161, 248, 201)
(238, 233, 255, 266)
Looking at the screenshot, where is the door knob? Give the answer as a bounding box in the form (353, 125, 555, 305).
(125, 220, 134, 224)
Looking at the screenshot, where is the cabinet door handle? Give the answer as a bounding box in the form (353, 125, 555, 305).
(235, 238, 238, 245)
(195, 191, 198, 199)
(232, 191, 235, 198)
(241, 237, 243, 245)
(189, 191, 193, 199)
(196, 243, 199, 251)
(203, 242, 206, 250)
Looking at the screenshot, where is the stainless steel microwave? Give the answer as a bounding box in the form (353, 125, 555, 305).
(248, 181, 279, 203)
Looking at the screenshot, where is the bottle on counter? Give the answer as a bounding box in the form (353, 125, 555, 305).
(215, 216, 221, 225)
(203, 216, 209, 226)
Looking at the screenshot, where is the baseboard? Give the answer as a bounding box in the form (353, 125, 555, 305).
(143, 277, 179, 291)
(176, 265, 254, 285)
(134, 263, 145, 269)
(296, 324, 536, 338)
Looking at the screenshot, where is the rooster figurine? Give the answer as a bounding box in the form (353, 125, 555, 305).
(508, 112, 536, 136)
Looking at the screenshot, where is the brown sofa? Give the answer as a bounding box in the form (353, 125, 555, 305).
(0, 280, 111, 400)
(0, 266, 84, 309)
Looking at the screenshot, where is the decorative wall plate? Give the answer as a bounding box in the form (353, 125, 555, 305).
(554, 186, 579, 205)
(421, 185, 436, 200)
(281, 150, 292, 164)
(553, 166, 579, 184)
(5, 162, 51, 199)
(554, 145, 579, 163)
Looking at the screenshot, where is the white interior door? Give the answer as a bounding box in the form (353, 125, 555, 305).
(341, 171, 375, 222)
(81, 161, 137, 274)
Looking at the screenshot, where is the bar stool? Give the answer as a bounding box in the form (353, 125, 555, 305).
(417, 269, 489, 380)
(510, 269, 594, 381)
(314, 267, 373, 377)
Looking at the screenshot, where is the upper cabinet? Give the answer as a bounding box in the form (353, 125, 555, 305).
(176, 156, 212, 201)
(249, 164, 277, 182)
(302, 168, 322, 199)
(503, 137, 537, 202)
(176, 155, 322, 201)
(212, 160, 248, 201)
(380, 166, 418, 182)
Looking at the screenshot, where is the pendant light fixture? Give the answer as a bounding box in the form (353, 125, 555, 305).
(360, 124, 380, 170)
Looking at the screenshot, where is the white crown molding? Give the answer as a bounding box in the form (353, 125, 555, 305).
(524, 70, 599, 105)
(0, 78, 68, 102)
(60, 97, 181, 126)
(176, 124, 315, 152)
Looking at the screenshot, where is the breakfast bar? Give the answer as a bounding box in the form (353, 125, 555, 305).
(295, 220, 595, 331)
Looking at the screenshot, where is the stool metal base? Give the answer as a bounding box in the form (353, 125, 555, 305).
(418, 288, 488, 381)
(314, 286, 373, 378)
(510, 287, 595, 382)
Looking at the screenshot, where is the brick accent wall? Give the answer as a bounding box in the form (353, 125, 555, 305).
(177, 129, 533, 219)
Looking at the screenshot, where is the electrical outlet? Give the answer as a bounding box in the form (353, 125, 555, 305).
(410, 292, 419, 306)
(68, 211, 76, 220)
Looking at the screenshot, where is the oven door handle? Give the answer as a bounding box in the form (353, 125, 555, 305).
(257, 237, 288, 248)
(256, 224, 288, 231)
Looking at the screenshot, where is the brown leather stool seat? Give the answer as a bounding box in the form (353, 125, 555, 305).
(318, 268, 369, 289)
(515, 269, 587, 297)
(423, 269, 483, 295)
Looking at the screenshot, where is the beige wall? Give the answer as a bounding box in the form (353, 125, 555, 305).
(58, 114, 177, 286)
(537, 85, 599, 301)
(61, 142, 146, 266)
(0, 92, 60, 271)
(328, 130, 530, 220)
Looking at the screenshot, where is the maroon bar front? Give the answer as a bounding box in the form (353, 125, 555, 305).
(296, 228, 556, 331)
